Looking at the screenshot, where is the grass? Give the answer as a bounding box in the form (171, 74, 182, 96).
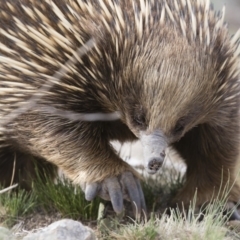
(0, 187, 37, 226)
(0, 171, 103, 227)
(97, 165, 240, 239)
(103, 197, 234, 240)
(32, 174, 102, 220)
(141, 167, 185, 211)
(1, 163, 240, 239)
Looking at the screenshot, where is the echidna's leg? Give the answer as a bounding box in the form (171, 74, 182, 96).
(0, 144, 55, 190)
(85, 120, 146, 215)
(13, 116, 145, 214)
(172, 123, 240, 216)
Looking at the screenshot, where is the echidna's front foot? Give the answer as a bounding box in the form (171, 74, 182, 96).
(81, 171, 146, 215)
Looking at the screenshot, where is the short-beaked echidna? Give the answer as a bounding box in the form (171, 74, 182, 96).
(0, 0, 240, 216)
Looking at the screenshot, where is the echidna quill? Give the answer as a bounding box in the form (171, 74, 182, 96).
(0, 0, 240, 217)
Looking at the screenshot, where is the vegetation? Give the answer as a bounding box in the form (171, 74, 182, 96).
(0, 187, 37, 226)
(32, 173, 102, 220)
(0, 172, 102, 227)
(0, 165, 240, 239)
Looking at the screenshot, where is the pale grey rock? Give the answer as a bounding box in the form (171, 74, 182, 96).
(0, 227, 15, 240)
(22, 219, 96, 240)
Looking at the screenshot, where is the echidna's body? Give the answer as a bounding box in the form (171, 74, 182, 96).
(0, 0, 240, 213)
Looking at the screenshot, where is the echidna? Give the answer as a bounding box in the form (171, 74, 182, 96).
(0, 0, 240, 216)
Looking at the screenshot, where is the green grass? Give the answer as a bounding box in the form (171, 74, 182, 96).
(97, 166, 240, 240)
(1, 163, 240, 239)
(142, 167, 184, 211)
(106, 218, 158, 240)
(0, 188, 37, 226)
(0, 172, 103, 227)
(104, 197, 234, 240)
(32, 174, 102, 220)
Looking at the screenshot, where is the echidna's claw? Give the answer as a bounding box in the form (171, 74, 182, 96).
(82, 171, 146, 216)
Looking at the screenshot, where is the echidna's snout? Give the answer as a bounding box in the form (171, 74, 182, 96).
(147, 153, 165, 174)
(140, 130, 167, 174)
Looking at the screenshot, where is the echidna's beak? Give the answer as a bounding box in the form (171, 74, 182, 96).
(140, 130, 168, 174)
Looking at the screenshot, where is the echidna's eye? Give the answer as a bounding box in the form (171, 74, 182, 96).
(133, 114, 146, 127)
(132, 105, 146, 128)
(173, 123, 184, 133)
(173, 117, 186, 134)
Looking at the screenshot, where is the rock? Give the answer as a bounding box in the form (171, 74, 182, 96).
(0, 226, 15, 240)
(23, 219, 96, 240)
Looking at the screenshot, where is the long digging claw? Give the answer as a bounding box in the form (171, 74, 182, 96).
(85, 182, 99, 201)
(82, 171, 146, 215)
(105, 177, 123, 213)
(136, 179, 147, 214)
(121, 172, 147, 216)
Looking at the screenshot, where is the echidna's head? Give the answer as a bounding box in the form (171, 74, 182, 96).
(118, 29, 219, 174)
(97, 0, 240, 174)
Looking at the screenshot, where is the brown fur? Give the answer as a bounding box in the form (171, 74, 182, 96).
(0, 0, 240, 208)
